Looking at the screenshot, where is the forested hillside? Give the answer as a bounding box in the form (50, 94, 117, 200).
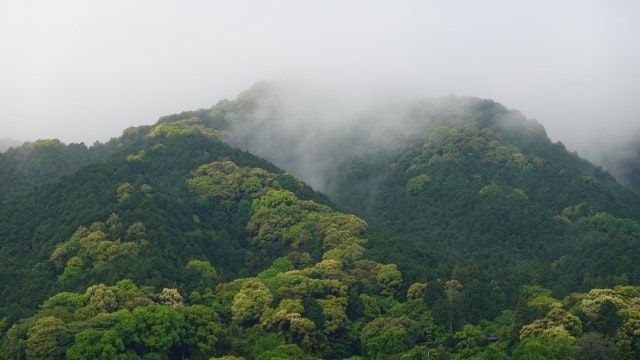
(328, 99, 640, 297)
(202, 84, 640, 299)
(2, 86, 640, 358)
(0, 139, 119, 202)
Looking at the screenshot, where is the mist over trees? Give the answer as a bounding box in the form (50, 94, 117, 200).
(0, 138, 22, 153)
(224, 82, 481, 192)
(601, 136, 640, 194)
(2, 84, 640, 358)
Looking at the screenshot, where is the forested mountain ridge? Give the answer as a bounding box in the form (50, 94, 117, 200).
(190, 83, 640, 297)
(2, 85, 640, 358)
(0, 120, 327, 317)
(326, 100, 640, 295)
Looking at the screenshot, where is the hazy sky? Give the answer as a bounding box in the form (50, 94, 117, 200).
(1, 0, 639, 160)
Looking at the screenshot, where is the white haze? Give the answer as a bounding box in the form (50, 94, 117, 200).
(228, 81, 421, 190)
(1, 0, 639, 165)
(228, 82, 543, 191)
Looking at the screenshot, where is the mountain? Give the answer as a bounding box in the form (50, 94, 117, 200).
(327, 98, 640, 288)
(0, 121, 327, 317)
(209, 84, 640, 298)
(2, 84, 640, 359)
(0, 117, 415, 359)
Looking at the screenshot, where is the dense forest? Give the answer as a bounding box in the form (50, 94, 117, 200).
(2, 85, 640, 359)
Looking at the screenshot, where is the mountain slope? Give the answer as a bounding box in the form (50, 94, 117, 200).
(329, 104, 640, 298)
(191, 86, 640, 319)
(1, 117, 430, 360)
(3, 85, 640, 358)
(0, 119, 327, 321)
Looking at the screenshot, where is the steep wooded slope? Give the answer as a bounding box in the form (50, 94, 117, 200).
(0, 120, 327, 321)
(192, 86, 640, 318)
(3, 85, 640, 358)
(329, 102, 640, 302)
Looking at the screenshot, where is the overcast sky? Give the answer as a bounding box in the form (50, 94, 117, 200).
(1, 0, 639, 160)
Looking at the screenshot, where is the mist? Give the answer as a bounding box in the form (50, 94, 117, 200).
(1, 1, 639, 167)
(227, 81, 521, 192)
(227, 81, 421, 190)
(0, 138, 23, 153)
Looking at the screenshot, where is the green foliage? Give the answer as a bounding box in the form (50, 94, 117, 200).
(127, 304, 186, 352)
(249, 332, 285, 358)
(86, 284, 119, 313)
(454, 324, 484, 358)
(116, 182, 135, 201)
(376, 264, 403, 297)
(126, 149, 146, 162)
(255, 344, 303, 360)
(0, 139, 114, 203)
(257, 257, 294, 280)
(26, 316, 66, 360)
(317, 296, 348, 334)
(576, 332, 615, 360)
(405, 174, 430, 196)
(52, 216, 146, 282)
(158, 288, 184, 308)
(513, 334, 577, 360)
(186, 161, 280, 206)
(186, 259, 218, 283)
(147, 118, 221, 140)
(5, 89, 640, 360)
(59, 256, 85, 281)
(66, 329, 127, 360)
(513, 336, 554, 359)
(361, 316, 418, 358)
(406, 282, 428, 300)
(41, 292, 85, 312)
(520, 304, 582, 340)
(478, 182, 502, 197)
(252, 189, 299, 213)
(359, 294, 380, 321)
(231, 280, 273, 324)
(326, 96, 640, 336)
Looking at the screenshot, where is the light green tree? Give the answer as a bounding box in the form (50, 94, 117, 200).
(116, 183, 134, 201)
(186, 259, 217, 283)
(231, 280, 273, 324)
(377, 264, 402, 297)
(407, 282, 428, 300)
(26, 316, 66, 360)
(361, 316, 417, 359)
(66, 329, 126, 360)
(454, 324, 484, 358)
(85, 284, 118, 313)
